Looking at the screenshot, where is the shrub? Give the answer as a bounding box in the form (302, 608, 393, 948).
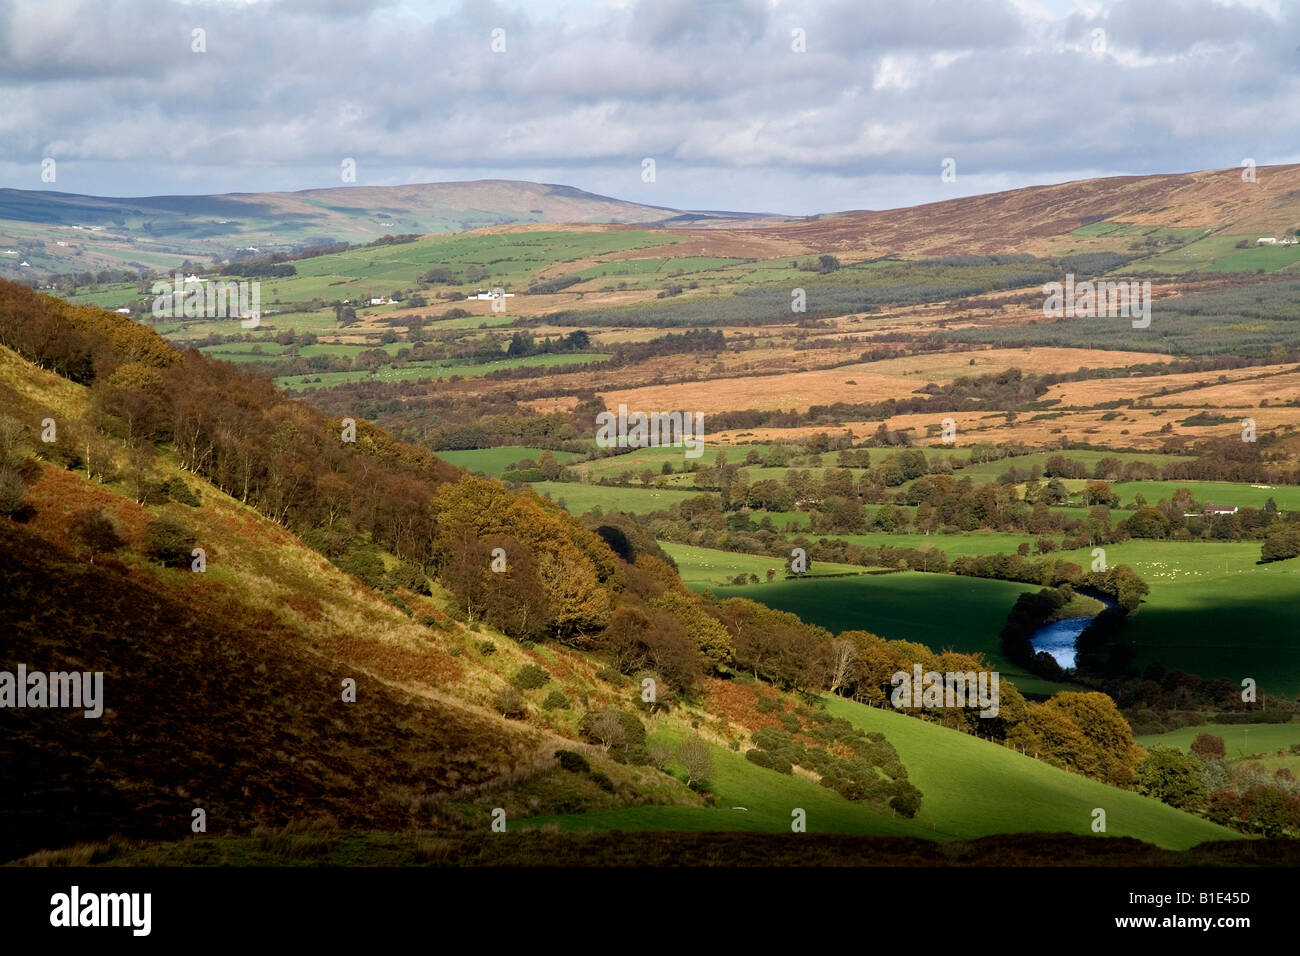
(384, 561, 430, 594)
(144, 517, 196, 567)
(0, 468, 27, 517)
(589, 771, 616, 792)
(1191, 733, 1226, 761)
(162, 477, 201, 507)
(745, 748, 775, 769)
(510, 664, 551, 690)
(554, 750, 589, 773)
(594, 668, 626, 686)
(579, 709, 648, 764)
(477, 640, 497, 656)
(542, 689, 570, 711)
(493, 685, 525, 718)
(335, 548, 385, 588)
(71, 507, 126, 563)
(889, 783, 923, 818)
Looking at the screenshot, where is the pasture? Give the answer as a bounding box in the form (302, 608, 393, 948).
(706, 571, 1069, 692)
(435, 446, 579, 476)
(1135, 722, 1300, 758)
(529, 481, 706, 515)
(1053, 540, 1300, 696)
(662, 542, 868, 586)
(517, 698, 1235, 849)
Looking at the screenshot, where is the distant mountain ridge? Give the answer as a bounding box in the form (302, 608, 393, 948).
(0, 179, 771, 278)
(5, 164, 1299, 278)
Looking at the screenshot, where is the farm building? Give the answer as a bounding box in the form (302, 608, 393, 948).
(1202, 504, 1239, 517)
(1257, 237, 1277, 245)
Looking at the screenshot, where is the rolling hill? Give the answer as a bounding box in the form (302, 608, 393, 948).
(0, 278, 1267, 866)
(0, 179, 751, 278)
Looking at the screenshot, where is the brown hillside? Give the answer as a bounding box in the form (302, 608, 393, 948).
(744, 164, 1300, 257)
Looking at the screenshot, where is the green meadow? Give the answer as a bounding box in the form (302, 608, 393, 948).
(834, 531, 1037, 558)
(1109, 479, 1300, 511)
(1052, 539, 1300, 696)
(1135, 721, 1300, 758)
(436, 446, 580, 476)
(519, 697, 1234, 849)
(576, 444, 756, 480)
(662, 542, 868, 586)
(948, 449, 1196, 484)
(529, 481, 707, 515)
(275, 351, 610, 391)
(702, 571, 1075, 694)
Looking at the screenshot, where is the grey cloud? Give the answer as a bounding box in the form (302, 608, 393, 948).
(0, 0, 1296, 214)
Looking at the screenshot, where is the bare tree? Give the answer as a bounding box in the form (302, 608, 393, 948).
(588, 711, 627, 752)
(679, 734, 712, 789)
(827, 638, 858, 696)
(648, 740, 673, 771)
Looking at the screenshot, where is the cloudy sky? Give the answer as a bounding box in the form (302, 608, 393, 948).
(1, 0, 1297, 215)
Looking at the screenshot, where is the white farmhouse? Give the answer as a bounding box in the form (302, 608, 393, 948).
(1257, 237, 1277, 245)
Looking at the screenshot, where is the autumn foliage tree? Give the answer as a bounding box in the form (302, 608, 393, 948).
(71, 507, 126, 564)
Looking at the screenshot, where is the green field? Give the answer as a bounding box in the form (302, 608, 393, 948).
(1110, 480, 1300, 511)
(709, 570, 1033, 648)
(435, 446, 580, 476)
(702, 570, 1075, 694)
(825, 698, 1235, 847)
(517, 721, 930, 838)
(519, 697, 1235, 848)
(530, 481, 706, 515)
(947, 449, 1196, 484)
(761, 510, 809, 530)
(275, 352, 611, 391)
(1205, 243, 1300, 274)
(835, 531, 1036, 558)
(250, 229, 686, 303)
(1050, 539, 1300, 696)
(576, 444, 757, 480)
(1128, 234, 1260, 274)
(1135, 721, 1300, 758)
(662, 542, 869, 586)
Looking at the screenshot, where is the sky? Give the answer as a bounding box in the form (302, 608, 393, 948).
(1, 0, 1297, 215)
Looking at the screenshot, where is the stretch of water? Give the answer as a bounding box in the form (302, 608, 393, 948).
(1029, 594, 1119, 669)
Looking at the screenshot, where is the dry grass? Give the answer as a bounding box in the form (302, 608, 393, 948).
(600, 347, 1172, 415)
(1037, 364, 1297, 406)
(709, 405, 1300, 449)
(17, 836, 133, 867)
(1144, 369, 1300, 408)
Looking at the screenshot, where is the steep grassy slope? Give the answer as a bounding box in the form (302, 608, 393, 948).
(0, 341, 699, 860)
(514, 693, 1236, 850)
(824, 697, 1235, 849)
(0, 520, 544, 862)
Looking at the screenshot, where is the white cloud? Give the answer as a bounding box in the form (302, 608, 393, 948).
(0, 0, 1295, 213)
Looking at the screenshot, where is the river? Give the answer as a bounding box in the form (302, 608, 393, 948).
(1029, 594, 1119, 669)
